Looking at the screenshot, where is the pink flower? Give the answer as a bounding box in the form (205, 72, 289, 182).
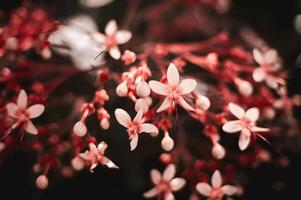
(144, 164, 186, 200)
(222, 103, 269, 150)
(149, 63, 197, 113)
(196, 170, 237, 200)
(115, 109, 159, 151)
(6, 90, 45, 135)
(93, 20, 132, 60)
(80, 141, 118, 172)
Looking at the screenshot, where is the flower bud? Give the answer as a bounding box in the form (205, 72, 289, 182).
(73, 121, 87, 137)
(100, 118, 110, 130)
(71, 156, 85, 171)
(136, 81, 151, 97)
(135, 98, 149, 114)
(36, 175, 48, 189)
(237, 79, 253, 96)
(161, 132, 174, 151)
(116, 81, 128, 97)
(212, 143, 225, 159)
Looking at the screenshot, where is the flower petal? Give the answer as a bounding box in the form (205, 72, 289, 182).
(17, 90, 28, 109)
(197, 95, 210, 110)
(170, 178, 186, 191)
(165, 192, 175, 200)
(253, 48, 263, 65)
(178, 79, 197, 95)
(104, 158, 119, 169)
(97, 141, 108, 152)
(229, 103, 245, 119)
(150, 169, 161, 185)
(149, 81, 169, 96)
(92, 32, 107, 44)
(109, 46, 121, 60)
(6, 103, 18, 118)
(222, 120, 242, 133)
(221, 185, 237, 195)
(27, 104, 45, 119)
(25, 120, 38, 135)
(130, 134, 139, 151)
(196, 183, 212, 196)
(239, 128, 251, 150)
(245, 107, 259, 122)
(105, 20, 117, 35)
(163, 164, 176, 181)
(133, 109, 144, 122)
(211, 170, 222, 188)
(167, 63, 179, 87)
(156, 98, 172, 113)
(252, 68, 265, 82)
(177, 96, 194, 111)
(115, 30, 132, 44)
(251, 126, 269, 132)
(140, 123, 159, 135)
(143, 187, 159, 198)
(115, 108, 131, 127)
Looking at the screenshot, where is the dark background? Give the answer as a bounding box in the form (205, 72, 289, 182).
(1, 0, 301, 199)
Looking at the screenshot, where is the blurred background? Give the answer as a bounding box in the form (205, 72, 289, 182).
(0, 0, 301, 199)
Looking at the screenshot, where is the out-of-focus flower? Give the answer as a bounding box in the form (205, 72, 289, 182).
(80, 142, 118, 172)
(222, 103, 269, 150)
(144, 164, 186, 200)
(93, 20, 132, 60)
(80, 0, 114, 8)
(6, 90, 45, 135)
(36, 175, 49, 190)
(196, 170, 237, 200)
(122, 50, 137, 65)
(115, 109, 158, 150)
(0, 142, 5, 152)
(149, 63, 197, 112)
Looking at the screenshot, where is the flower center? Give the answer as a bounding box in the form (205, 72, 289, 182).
(127, 121, 141, 137)
(15, 109, 29, 121)
(209, 188, 224, 200)
(106, 35, 117, 49)
(241, 117, 254, 129)
(157, 180, 171, 195)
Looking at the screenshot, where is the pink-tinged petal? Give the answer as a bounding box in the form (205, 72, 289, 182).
(252, 68, 265, 82)
(156, 98, 172, 113)
(90, 163, 98, 172)
(27, 104, 45, 119)
(253, 48, 263, 65)
(170, 178, 186, 191)
(6, 103, 18, 118)
(245, 107, 259, 122)
(130, 134, 139, 151)
(178, 79, 197, 95)
(239, 128, 251, 150)
(17, 90, 28, 109)
(97, 141, 108, 152)
(211, 170, 222, 188)
(79, 151, 89, 160)
(149, 81, 169, 96)
(135, 98, 149, 114)
(25, 120, 38, 135)
(115, 30, 132, 44)
(143, 187, 159, 198)
(165, 192, 175, 200)
(167, 63, 179, 87)
(109, 46, 121, 60)
(197, 95, 210, 110)
(229, 103, 245, 119)
(115, 108, 131, 127)
(105, 20, 117, 35)
(222, 120, 242, 133)
(150, 169, 161, 185)
(163, 164, 176, 181)
(264, 49, 278, 64)
(133, 109, 143, 122)
(221, 185, 237, 195)
(251, 126, 269, 132)
(136, 81, 151, 97)
(140, 123, 159, 135)
(266, 76, 278, 89)
(92, 32, 107, 44)
(177, 96, 194, 111)
(196, 183, 212, 196)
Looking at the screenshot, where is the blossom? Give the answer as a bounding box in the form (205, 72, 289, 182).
(115, 109, 158, 151)
(93, 20, 132, 59)
(222, 103, 269, 150)
(144, 164, 186, 200)
(6, 90, 45, 135)
(196, 170, 237, 200)
(80, 142, 118, 172)
(149, 63, 197, 113)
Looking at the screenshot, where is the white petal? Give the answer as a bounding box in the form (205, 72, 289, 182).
(115, 109, 131, 127)
(228, 103, 245, 119)
(157, 98, 172, 113)
(167, 63, 180, 87)
(97, 141, 108, 152)
(170, 178, 186, 191)
(251, 126, 269, 132)
(135, 98, 149, 114)
(6, 103, 18, 118)
(245, 107, 259, 122)
(109, 46, 121, 60)
(252, 68, 265, 82)
(222, 120, 242, 133)
(105, 20, 117, 35)
(17, 90, 28, 109)
(143, 187, 159, 198)
(133, 109, 143, 122)
(266, 76, 278, 89)
(27, 104, 45, 119)
(92, 32, 107, 44)
(264, 49, 278, 64)
(253, 48, 263, 65)
(115, 31, 132, 44)
(136, 81, 151, 97)
(25, 120, 38, 135)
(140, 123, 159, 135)
(211, 170, 222, 188)
(177, 96, 194, 111)
(197, 95, 210, 110)
(196, 183, 212, 196)
(239, 129, 251, 150)
(163, 164, 176, 181)
(221, 185, 237, 195)
(150, 169, 161, 184)
(149, 81, 169, 96)
(130, 134, 139, 151)
(105, 158, 119, 169)
(178, 79, 197, 95)
(165, 192, 175, 200)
